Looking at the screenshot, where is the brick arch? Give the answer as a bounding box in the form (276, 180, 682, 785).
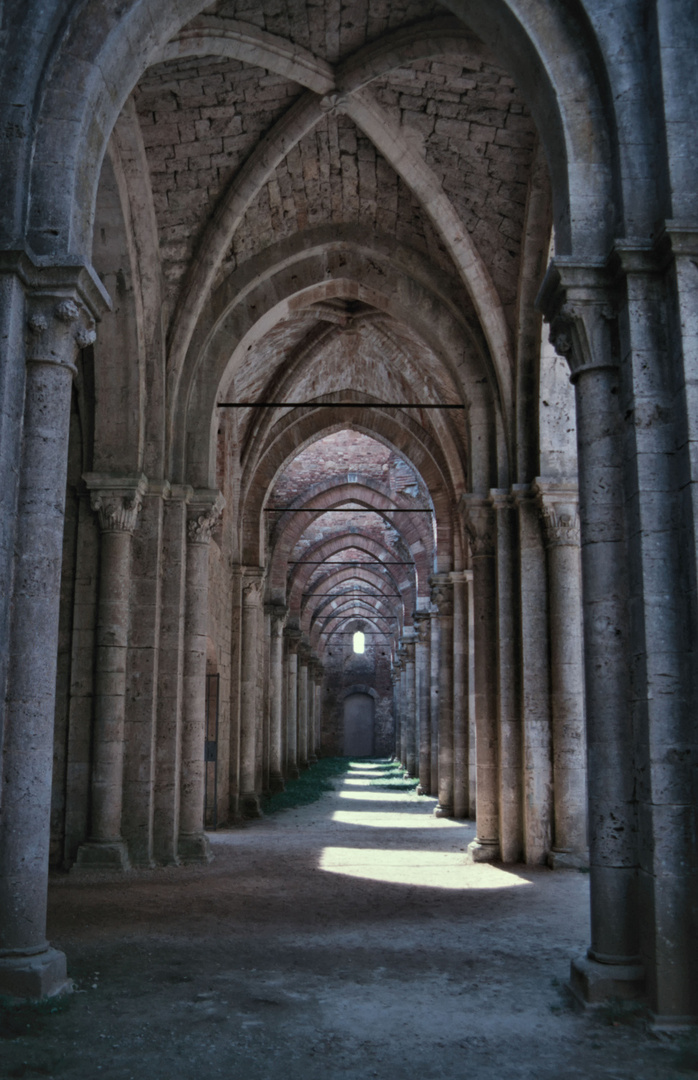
(243, 408, 456, 570)
(288, 534, 410, 595)
(299, 566, 413, 636)
(264, 479, 440, 599)
(269, 474, 434, 578)
(176, 239, 492, 494)
(238, 318, 470, 502)
(288, 539, 415, 618)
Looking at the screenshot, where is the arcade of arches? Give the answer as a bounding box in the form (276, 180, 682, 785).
(0, 0, 697, 1033)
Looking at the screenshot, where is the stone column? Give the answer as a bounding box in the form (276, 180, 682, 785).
(429, 612, 440, 795)
(539, 262, 642, 1002)
(178, 492, 224, 860)
(284, 627, 301, 778)
(267, 604, 287, 792)
(239, 568, 264, 817)
(489, 490, 522, 861)
(430, 574, 454, 817)
(74, 475, 147, 870)
(314, 664, 324, 756)
(298, 645, 310, 768)
(616, 235, 695, 1019)
(391, 663, 401, 761)
(512, 483, 553, 865)
(451, 571, 472, 819)
(0, 275, 107, 1000)
(414, 612, 431, 795)
(307, 657, 319, 764)
(535, 481, 588, 868)
(400, 645, 409, 770)
(392, 652, 404, 763)
(403, 633, 417, 778)
(461, 497, 500, 861)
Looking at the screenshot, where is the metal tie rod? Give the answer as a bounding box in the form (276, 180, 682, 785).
(218, 402, 464, 409)
(265, 507, 433, 512)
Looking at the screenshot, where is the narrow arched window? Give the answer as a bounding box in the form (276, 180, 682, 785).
(352, 630, 365, 654)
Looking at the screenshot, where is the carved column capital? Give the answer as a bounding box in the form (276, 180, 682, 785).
(413, 611, 431, 644)
(266, 603, 288, 634)
(284, 626, 302, 653)
(429, 573, 454, 616)
(187, 490, 225, 544)
(241, 568, 264, 606)
(459, 495, 495, 558)
(84, 473, 148, 534)
(533, 479, 581, 548)
(299, 642, 312, 665)
(536, 258, 618, 381)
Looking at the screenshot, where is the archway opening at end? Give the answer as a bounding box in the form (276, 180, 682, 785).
(343, 693, 375, 757)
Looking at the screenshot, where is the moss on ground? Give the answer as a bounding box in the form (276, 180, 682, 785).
(261, 757, 350, 814)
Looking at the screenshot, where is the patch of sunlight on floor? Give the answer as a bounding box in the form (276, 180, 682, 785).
(331, 809, 465, 828)
(318, 847, 533, 889)
(337, 789, 417, 801)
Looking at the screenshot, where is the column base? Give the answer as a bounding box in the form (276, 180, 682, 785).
(434, 803, 453, 818)
(269, 773, 286, 793)
(416, 784, 430, 796)
(547, 848, 589, 870)
(287, 766, 300, 780)
(466, 838, 500, 863)
(308, 754, 318, 765)
(0, 947, 71, 1001)
(177, 831, 213, 864)
(240, 793, 263, 819)
(569, 955, 645, 1007)
(648, 1014, 698, 1032)
(72, 840, 130, 871)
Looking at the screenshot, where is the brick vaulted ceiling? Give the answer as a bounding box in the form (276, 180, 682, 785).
(126, 0, 549, 645)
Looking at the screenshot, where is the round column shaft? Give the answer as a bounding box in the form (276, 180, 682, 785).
(285, 629, 301, 778)
(414, 613, 431, 795)
(75, 476, 147, 870)
(461, 498, 500, 860)
(239, 570, 264, 817)
(430, 574, 454, 817)
(536, 483, 587, 867)
(403, 638, 417, 777)
(541, 267, 643, 1004)
(179, 495, 224, 858)
(0, 289, 100, 1000)
(268, 605, 287, 792)
(298, 647, 310, 768)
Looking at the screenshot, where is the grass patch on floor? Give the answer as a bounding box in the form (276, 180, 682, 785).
(367, 760, 419, 791)
(261, 757, 350, 814)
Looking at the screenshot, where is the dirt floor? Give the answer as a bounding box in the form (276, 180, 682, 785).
(2, 759, 697, 1080)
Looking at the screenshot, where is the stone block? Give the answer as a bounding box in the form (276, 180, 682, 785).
(569, 955, 645, 1006)
(0, 949, 71, 1001)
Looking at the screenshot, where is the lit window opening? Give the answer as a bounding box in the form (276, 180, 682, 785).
(352, 630, 365, 654)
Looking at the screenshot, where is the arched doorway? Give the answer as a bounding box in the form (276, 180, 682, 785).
(343, 692, 375, 757)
